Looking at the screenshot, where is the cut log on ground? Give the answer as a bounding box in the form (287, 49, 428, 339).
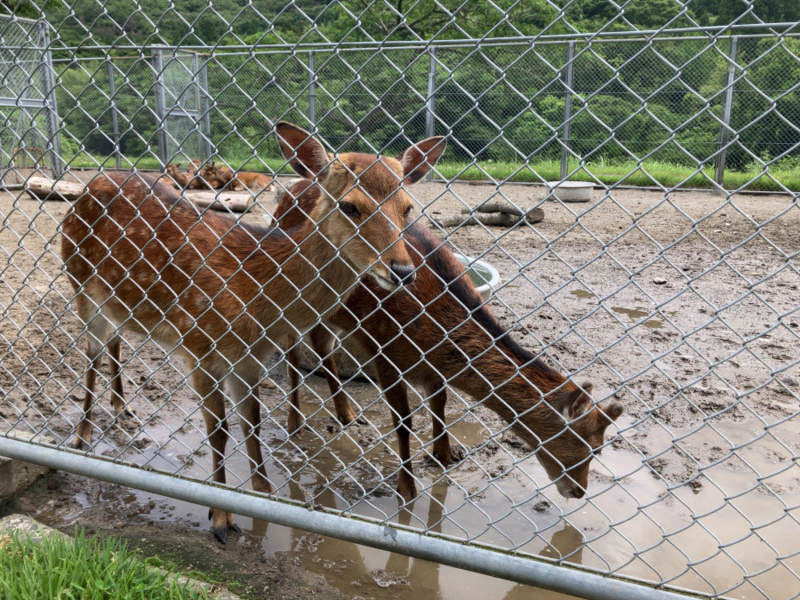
(24, 177, 85, 201)
(23, 176, 260, 215)
(435, 213, 519, 227)
(460, 200, 525, 216)
(438, 207, 544, 227)
(185, 191, 255, 213)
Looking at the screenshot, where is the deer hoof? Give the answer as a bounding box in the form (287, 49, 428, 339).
(212, 526, 228, 545)
(229, 522, 242, 535)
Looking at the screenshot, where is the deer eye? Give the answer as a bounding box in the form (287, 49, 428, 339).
(339, 202, 358, 216)
(403, 205, 413, 217)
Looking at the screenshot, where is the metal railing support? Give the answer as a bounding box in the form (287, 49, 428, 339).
(108, 60, 121, 169)
(308, 51, 316, 131)
(151, 46, 168, 168)
(0, 437, 702, 600)
(560, 41, 575, 181)
(200, 56, 214, 159)
(714, 36, 739, 188)
(39, 23, 63, 177)
(425, 47, 437, 181)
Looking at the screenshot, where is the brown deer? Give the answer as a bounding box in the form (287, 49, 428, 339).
(61, 122, 440, 543)
(213, 163, 274, 192)
(185, 158, 216, 190)
(161, 162, 190, 189)
(276, 180, 623, 502)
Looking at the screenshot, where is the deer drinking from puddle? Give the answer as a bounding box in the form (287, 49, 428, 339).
(61, 122, 439, 543)
(276, 179, 623, 502)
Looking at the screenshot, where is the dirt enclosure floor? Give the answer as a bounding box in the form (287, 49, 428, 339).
(1, 172, 799, 599)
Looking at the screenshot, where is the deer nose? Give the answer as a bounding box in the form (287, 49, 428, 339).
(389, 262, 416, 286)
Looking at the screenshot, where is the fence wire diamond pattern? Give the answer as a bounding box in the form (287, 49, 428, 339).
(1, 2, 799, 599)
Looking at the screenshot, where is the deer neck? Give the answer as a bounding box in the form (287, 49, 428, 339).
(302, 227, 359, 304)
(256, 211, 359, 326)
(447, 325, 565, 432)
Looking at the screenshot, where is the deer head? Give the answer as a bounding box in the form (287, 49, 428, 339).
(517, 382, 623, 499)
(275, 122, 446, 290)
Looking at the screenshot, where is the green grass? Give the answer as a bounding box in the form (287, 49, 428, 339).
(60, 151, 800, 192)
(437, 158, 800, 192)
(0, 529, 208, 600)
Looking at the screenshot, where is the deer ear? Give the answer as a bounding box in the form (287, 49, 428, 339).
(275, 122, 330, 179)
(176, 163, 182, 168)
(398, 137, 446, 184)
(602, 402, 623, 421)
(558, 382, 594, 420)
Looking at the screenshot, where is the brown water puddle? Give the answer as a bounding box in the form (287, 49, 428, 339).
(611, 306, 664, 329)
(570, 289, 596, 300)
(36, 376, 800, 600)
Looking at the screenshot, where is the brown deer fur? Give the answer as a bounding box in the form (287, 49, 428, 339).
(276, 179, 623, 502)
(162, 162, 190, 189)
(213, 164, 274, 192)
(61, 122, 440, 543)
(186, 158, 216, 189)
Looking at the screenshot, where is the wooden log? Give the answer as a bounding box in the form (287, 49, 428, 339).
(438, 207, 544, 227)
(24, 177, 85, 201)
(460, 200, 524, 216)
(524, 207, 544, 223)
(184, 191, 254, 213)
(23, 176, 261, 217)
(435, 213, 520, 227)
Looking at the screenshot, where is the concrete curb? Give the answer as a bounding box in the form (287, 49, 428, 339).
(0, 514, 240, 600)
(0, 432, 53, 502)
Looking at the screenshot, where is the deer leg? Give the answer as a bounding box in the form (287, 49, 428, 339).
(229, 371, 273, 496)
(377, 360, 417, 502)
(195, 369, 237, 544)
(70, 303, 109, 449)
(107, 336, 133, 419)
(285, 337, 304, 437)
(308, 325, 359, 426)
(70, 351, 101, 449)
(425, 381, 454, 466)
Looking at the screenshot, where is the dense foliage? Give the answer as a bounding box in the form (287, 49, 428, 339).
(3, 0, 799, 177)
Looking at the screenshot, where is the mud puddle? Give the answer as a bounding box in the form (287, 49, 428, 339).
(25, 366, 800, 600)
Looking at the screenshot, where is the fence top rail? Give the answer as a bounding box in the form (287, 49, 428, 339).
(38, 21, 800, 56)
(0, 13, 41, 24)
(46, 30, 800, 64)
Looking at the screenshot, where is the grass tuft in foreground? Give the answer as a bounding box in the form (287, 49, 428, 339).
(0, 529, 207, 600)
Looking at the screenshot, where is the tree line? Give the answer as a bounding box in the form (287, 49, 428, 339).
(4, 0, 798, 171)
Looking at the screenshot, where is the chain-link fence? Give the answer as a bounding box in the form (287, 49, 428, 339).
(1, 3, 800, 600)
(0, 14, 61, 183)
(45, 32, 800, 191)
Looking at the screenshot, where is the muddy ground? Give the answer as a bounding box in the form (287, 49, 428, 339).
(1, 172, 799, 599)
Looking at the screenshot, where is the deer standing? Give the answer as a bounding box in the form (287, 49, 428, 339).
(61, 122, 438, 543)
(276, 180, 623, 502)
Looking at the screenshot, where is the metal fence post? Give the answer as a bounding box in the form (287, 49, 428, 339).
(425, 46, 437, 181)
(152, 46, 168, 168)
(715, 36, 739, 188)
(308, 51, 316, 131)
(108, 59, 121, 169)
(39, 23, 63, 177)
(560, 41, 575, 181)
(200, 55, 213, 159)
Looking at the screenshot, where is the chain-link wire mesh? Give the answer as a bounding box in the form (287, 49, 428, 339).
(0, 15, 59, 183)
(1, 2, 800, 599)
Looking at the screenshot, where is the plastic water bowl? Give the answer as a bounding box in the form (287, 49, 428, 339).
(454, 254, 501, 302)
(546, 180, 595, 202)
